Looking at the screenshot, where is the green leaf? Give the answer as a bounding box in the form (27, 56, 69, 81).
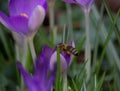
(103, 0, 120, 45)
(55, 47, 61, 91)
(97, 73, 105, 91)
(0, 25, 14, 61)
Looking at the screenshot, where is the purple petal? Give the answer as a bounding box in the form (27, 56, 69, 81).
(30, 79, 47, 91)
(33, 56, 55, 91)
(34, 56, 48, 81)
(16, 62, 32, 89)
(50, 51, 67, 73)
(21, 0, 47, 13)
(28, 0, 48, 12)
(0, 11, 15, 31)
(8, 15, 29, 34)
(61, 53, 71, 66)
(9, 0, 31, 16)
(34, 46, 54, 77)
(40, 46, 55, 64)
(47, 71, 55, 90)
(42, 0, 48, 12)
(0, 12, 29, 35)
(61, 41, 75, 66)
(88, 0, 94, 8)
(28, 5, 45, 33)
(63, 0, 94, 9)
(76, 0, 94, 8)
(69, 40, 75, 47)
(9, 0, 47, 16)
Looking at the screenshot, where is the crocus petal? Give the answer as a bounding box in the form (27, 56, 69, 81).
(40, 46, 54, 65)
(9, 0, 47, 17)
(34, 56, 48, 81)
(9, 0, 31, 16)
(61, 53, 71, 66)
(61, 41, 75, 66)
(33, 54, 55, 91)
(9, 15, 29, 34)
(17, 58, 55, 91)
(63, 0, 94, 10)
(28, 0, 48, 12)
(8, 0, 36, 16)
(0, 11, 29, 35)
(88, 0, 94, 8)
(70, 40, 75, 47)
(28, 5, 45, 33)
(76, 0, 88, 7)
(47, 70, 55, 90)
(34, 46, 54, 78)
(0, 11, 15, 31)
(76, 0, 94, 8)
(50, 51, 67, 73)
(41, 0, 48, 12)
(16, 62, 32, 89)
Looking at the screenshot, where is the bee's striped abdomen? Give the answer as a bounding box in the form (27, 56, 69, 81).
(66, 46, 79, 56)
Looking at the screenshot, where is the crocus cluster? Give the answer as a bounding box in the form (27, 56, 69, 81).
(0, 0, 47, 36)
(17, 41, 74, 91)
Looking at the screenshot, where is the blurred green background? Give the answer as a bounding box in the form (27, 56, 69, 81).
(0, 0, 120, 91)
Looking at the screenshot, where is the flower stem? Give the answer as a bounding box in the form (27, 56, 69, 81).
(15, 44, 24, 90)
(63, 73, 68, 91)
(20, 38, 29, 90)
(22, 38, 28, 67)
(48, 0, 56, 44)
(15, 44, 20, 61)
(84, 9, 91, 81)
(27, 36, 36, 64)
(12, 32, 27, 90)
(66, 3, 73, 41)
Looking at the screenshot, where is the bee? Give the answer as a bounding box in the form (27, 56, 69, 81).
(57, 43, 79, 56)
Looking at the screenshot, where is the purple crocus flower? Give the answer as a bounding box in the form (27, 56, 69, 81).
(50, 41, 75, 73)
(63, 0, 94, 11)
(17, 46, 55, 91)
(0, 0, 47, 36)
(17, 41, 74, 91)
